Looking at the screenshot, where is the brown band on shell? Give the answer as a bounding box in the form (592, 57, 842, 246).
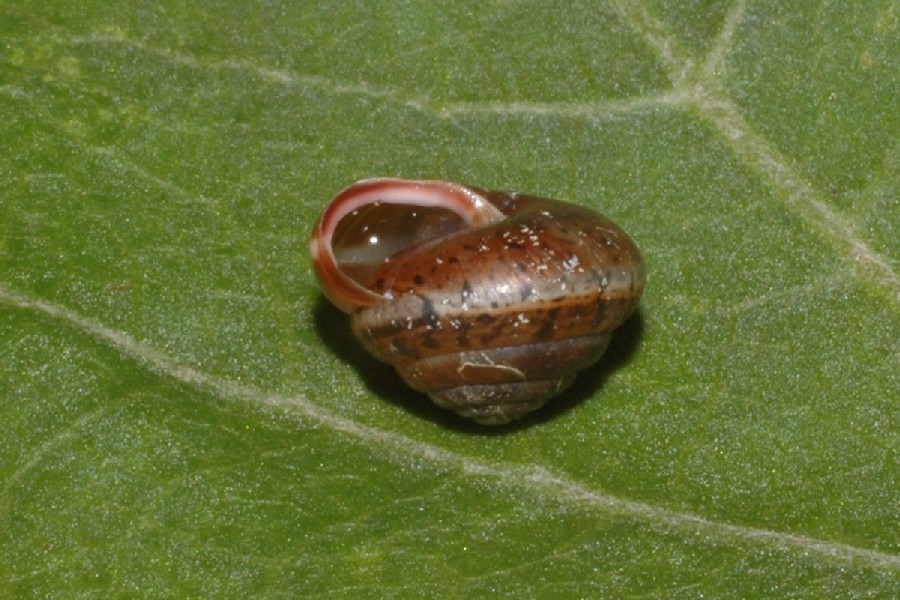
(310, 178, 645, 424)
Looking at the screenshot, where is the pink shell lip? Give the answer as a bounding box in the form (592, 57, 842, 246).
(310, 178, 505, 314)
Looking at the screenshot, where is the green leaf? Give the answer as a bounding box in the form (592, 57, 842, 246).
(2, 1, 898, 596)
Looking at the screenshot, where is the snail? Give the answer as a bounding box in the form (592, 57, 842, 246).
(310, 178, 645, 425)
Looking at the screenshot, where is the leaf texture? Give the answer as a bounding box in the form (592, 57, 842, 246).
(1, 1, 898, 597)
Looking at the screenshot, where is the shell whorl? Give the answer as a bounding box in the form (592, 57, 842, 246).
(311, 178, 645, 424)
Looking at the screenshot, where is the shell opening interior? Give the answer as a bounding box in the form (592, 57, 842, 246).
(332, 201, 469, 287)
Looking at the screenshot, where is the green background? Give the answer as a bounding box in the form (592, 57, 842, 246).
(1, 1, 898, 597)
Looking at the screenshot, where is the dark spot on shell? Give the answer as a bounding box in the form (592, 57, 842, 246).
(571, 301, 593, 318)
(454, 319, 473, 348)
(535, 307, 561, 341)
(476, 313, 497, 325)
(413, 274, 425, 285)
(478, 328, 502, 346)
(519, 283, 534, 301)
(421, 296, 441, 329)
(461, 280, 473, 303)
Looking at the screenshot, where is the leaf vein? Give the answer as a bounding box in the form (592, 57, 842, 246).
(611, 0, 900, 307)
(1, 283, 897, 571)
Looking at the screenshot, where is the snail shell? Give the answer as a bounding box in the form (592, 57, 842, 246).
(310, 178, 645, 425)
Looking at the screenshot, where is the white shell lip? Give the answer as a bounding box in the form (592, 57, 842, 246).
(311, 178, 505, 314)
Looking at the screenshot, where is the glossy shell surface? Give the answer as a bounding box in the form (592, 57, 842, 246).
(311, 178, 645, 424)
